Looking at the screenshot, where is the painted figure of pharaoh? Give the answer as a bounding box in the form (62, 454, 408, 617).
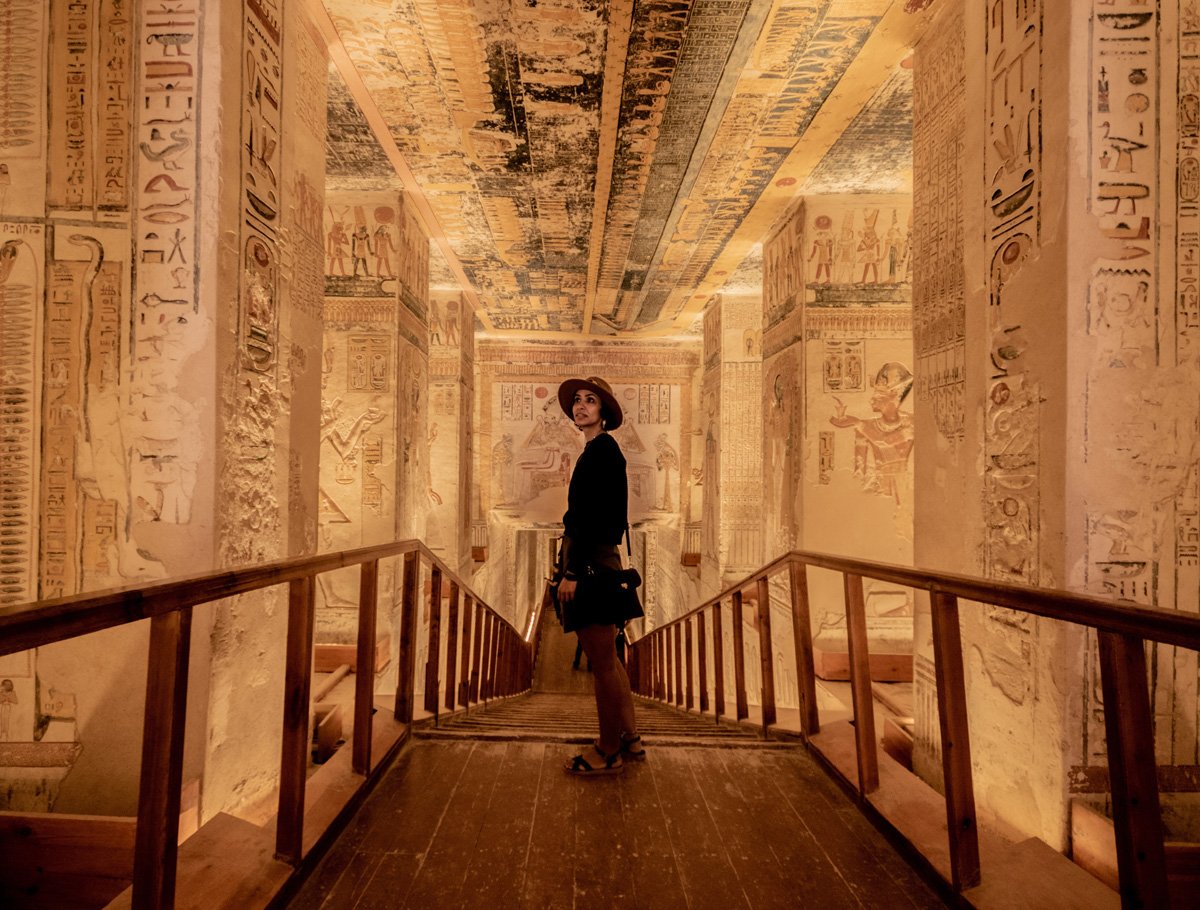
(829, 362, 915, 504)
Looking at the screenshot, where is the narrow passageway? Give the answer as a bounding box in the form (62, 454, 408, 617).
(286, 615, 948, 909)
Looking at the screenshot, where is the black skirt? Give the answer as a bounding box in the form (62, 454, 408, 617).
(559, 545, 644, 633)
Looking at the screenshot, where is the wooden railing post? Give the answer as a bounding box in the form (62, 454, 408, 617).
(697, 610, 709, 713)
(685, 618, 694, 711)
(484, 612, 498, 702)
(756, 576, 777, 733)
(489, 615, 502, 698)
(713, 603, 726, 720)
(353, 561, 379, 775)
(1098, 631, 1169, 908)
(843, 573, 878, 794)
(394, 552, 420, 724)
(495, 628, 509, 697)
(658, 633, 666, 700)
(423, 567, 443, 717)
(930, 591, 980, 891)
(459, 594, 474, 709)
(445, 582, 460, 711)
(674, 622, 684, 708)
(277, 576, 316, 864)
(731, 591, 748, 721)
(131, 608, 192, 910)
(788, 559, 820, 737)
(469, 599, 484, 703)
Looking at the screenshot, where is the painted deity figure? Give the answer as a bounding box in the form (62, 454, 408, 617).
(829, 362, 915, 504)
(351, 224, 373, 277)
(857, 211, 882, 284)
(327, 222, 348, 275)
(373, 223, 396, 278)
(808, 215, 834, 284)
(0, 679, 15, 741)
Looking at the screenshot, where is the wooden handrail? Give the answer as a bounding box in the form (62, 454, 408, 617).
(0, 537, 528, 910)
(629, 549, 1199, 909)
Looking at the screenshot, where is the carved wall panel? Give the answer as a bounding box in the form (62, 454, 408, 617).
(0, 0, 48, 220)
(912, 3, 965, 441)
(0, 223, 42, 606)
(983, 0, 1041, 590)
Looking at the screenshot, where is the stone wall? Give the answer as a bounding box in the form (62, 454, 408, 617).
(0, 0, 329, 818)
(913, 0, 1200, 848)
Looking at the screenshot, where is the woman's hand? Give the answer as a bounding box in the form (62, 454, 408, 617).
(558, 578, 577, 604)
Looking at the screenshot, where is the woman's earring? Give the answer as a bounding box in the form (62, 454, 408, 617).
(601, 418, 607, 430)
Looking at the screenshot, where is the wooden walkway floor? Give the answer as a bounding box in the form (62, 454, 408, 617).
(287, 694, 947, 910)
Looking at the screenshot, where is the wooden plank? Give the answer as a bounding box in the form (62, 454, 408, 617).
(388, 741, 504, 906)
(0, 812, 135, 909)
(731, 591, 748, 721)
(1097, 630, 1169, 908)
(276, 577, 316, 866)
(455, 742, 544, 907)
(353, 560, 378, 774)
(757, 575, 777, 732)
(132, 607, 192, 910)
(758, 749, 936, 910)
(930, 591, 980, 891)
(650, 748, 748, 910)
(423, 567, 443, 717)
(697, 610, 709, 713)
(314, 635, 391, 674)
(842, 573, 878, 794)
(657, 631, 667, 701)
(712, 604, 726, 720)
(708, 748, 860, 910)
(394, 551, 420, 723)
(106, 814, 292, 910)
(519, 746, 578, 910)
(788, 559, 820, 736)
(445, 581, 460, 711)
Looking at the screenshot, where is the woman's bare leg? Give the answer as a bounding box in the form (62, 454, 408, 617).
(578, 624, 637, 756)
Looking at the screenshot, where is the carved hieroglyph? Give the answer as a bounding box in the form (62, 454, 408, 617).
(984, 0, 1041, 589)
(912, 4, 965, 441)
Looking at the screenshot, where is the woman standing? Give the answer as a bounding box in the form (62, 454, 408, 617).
(556, 376, 645, 776)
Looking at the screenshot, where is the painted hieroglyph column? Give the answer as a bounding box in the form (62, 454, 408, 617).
(427, 290, 475, 575)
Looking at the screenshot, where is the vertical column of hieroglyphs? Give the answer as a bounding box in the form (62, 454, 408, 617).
(1174, 0, 1200, 773)
(128, 0, 202, 563)
(1078, 1, 1170, 775)
(0, 0, 48, 606)
(762, 203, 805, 557)
(282, 6, 327, 556)
(395, 198, 431, 543)
(699, 301, 722, 595)
(912, 4, 965, 443)
(911, 0, 965, 781)
(219, 0, 284, 568)
(983, 0, 1041, 589)
(41, 1, 140, 599)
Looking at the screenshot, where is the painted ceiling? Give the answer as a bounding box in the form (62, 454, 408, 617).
(318, 0, 933, 338)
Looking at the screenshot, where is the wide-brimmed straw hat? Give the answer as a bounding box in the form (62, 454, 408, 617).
(558, 376, 623, 430)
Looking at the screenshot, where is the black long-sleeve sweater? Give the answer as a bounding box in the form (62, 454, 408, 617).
(561, 432, 628, 574)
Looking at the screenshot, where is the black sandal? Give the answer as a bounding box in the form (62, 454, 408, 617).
(620, 732, 647, 761)
(564, 743, 624, 776)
